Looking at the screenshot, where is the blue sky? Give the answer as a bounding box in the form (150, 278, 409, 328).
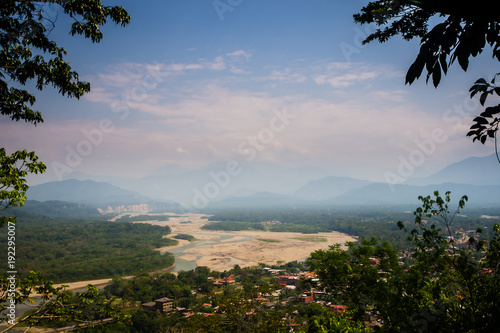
(2, 0, 497, 185)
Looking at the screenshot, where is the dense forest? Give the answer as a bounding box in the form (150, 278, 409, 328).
(173, 234, 196, 241)
(3, 204, 498, 285)
(66, 194, 500, 332)
(17, 200, 104, 219)
(0, 212, 177, 283)
(202, 207, 500, 249)
(2, 198, 500, 332)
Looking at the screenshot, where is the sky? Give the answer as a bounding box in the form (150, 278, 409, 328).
(1, 0, 497, 186)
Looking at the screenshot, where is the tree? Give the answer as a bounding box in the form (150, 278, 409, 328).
(1, 0, 130, 330)
(1, 273, 131, 332)
(308, 191, 500, 332)
(354, 1, 500, 160)
(308, 238, 404, 324)
(306, 312, 371, 333)
(0, 0, 130, 222)
(0, 149, 44, 228)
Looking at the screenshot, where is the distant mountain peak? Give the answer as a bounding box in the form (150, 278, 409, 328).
(27, 179, 186, 214)
(408, 154, 500, 186)
(27, 179, 145, 205)
(294, 176, 371, 201)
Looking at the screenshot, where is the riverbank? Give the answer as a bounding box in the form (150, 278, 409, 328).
(48, 213, 356, 292)
(137, 213, 357, 272)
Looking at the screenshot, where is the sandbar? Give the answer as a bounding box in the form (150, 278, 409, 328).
(145, 213, 356, 272)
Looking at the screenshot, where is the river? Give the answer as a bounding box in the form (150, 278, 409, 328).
(163, 233, 253, 272)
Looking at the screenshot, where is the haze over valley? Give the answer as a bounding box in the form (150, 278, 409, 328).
(26, 153, 500, 211)
(2, 1, 500, 331)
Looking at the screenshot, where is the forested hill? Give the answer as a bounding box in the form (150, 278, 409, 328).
(17, 200, 103, 219)
(26, 179, 187, 213)
(0, 213, 177, 283)
(26, 179, 145, 204)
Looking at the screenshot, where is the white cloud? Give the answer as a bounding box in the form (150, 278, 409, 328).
(84, 57, 232, 105)
(2, 78, 482, 183)
(91, 63, 144, 87)
(229, 66, 251, 74)
(314, 71, 378, 87)
(313, 62, 401, 88)
(261, 69, 307, 83)
(165, 63, 204, 72)
(366, 90, 408, 103)
(205, 56, 226, 70)
(54, 57, 480, 181)
(84, 86, 116, 104)
(227, 50, 252, 59)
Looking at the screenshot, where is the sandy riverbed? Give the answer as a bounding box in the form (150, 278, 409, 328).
(135, 213, 356, 272)
(52, 213, 355, 291)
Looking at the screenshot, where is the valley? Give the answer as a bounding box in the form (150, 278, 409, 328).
(41, 212, 356, 293)
(132, 213, 357, 272)
(3, 1, 500, 330)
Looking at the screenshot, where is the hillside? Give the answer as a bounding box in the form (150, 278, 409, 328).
(333, 182, 500, 206)
(26, 179, 186, 213)
(409, 154, 500, 186)
(294, 176, 371, 201)
(27, 179, 146, 204)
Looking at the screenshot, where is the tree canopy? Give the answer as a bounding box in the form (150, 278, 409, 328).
(0, 0, 130, 226)
(309, 191, 500, 332)
(354, 0, 500, 158)
(1, 0, 130, 330)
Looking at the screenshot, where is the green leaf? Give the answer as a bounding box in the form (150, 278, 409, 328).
(406, 54, 426, 85)
(439, 53, 448, 74)
(480, 91, 489, 106)
(473, 116, 489, 124)
(432, 65, 441, 87)
(457, 53, 469, 71)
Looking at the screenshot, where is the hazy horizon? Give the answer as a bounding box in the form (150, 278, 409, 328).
(2, 0, 497, 190)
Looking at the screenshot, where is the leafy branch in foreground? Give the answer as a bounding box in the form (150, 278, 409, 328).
(309, 191, 500, 332)
(354, 1, 500, 157)
(1, 1, 130, 331)
(0, 271, 131, 332)
(1, 0, 131, 223)
(467, 74, 500, 162)
(0, 148, 45, 227)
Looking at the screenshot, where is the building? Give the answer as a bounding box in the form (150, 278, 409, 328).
(299, 294, 314, 303)
(142, 297, 174, 313)
(331, 305, 347, 313)
(155, 297, 173, 312)
(278, 275, 300, 286)
(213, 277, 236, 286)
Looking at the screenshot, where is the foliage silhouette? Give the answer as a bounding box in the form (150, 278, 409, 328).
(0, 1, 130, 331)
(355, 1, 500, 158)
(309, 191, 500, 332)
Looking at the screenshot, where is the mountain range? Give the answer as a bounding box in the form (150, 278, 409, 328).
(407, 154, 500, 186)
(26, 179, 186, 214)
(26, 154, 500, 211)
